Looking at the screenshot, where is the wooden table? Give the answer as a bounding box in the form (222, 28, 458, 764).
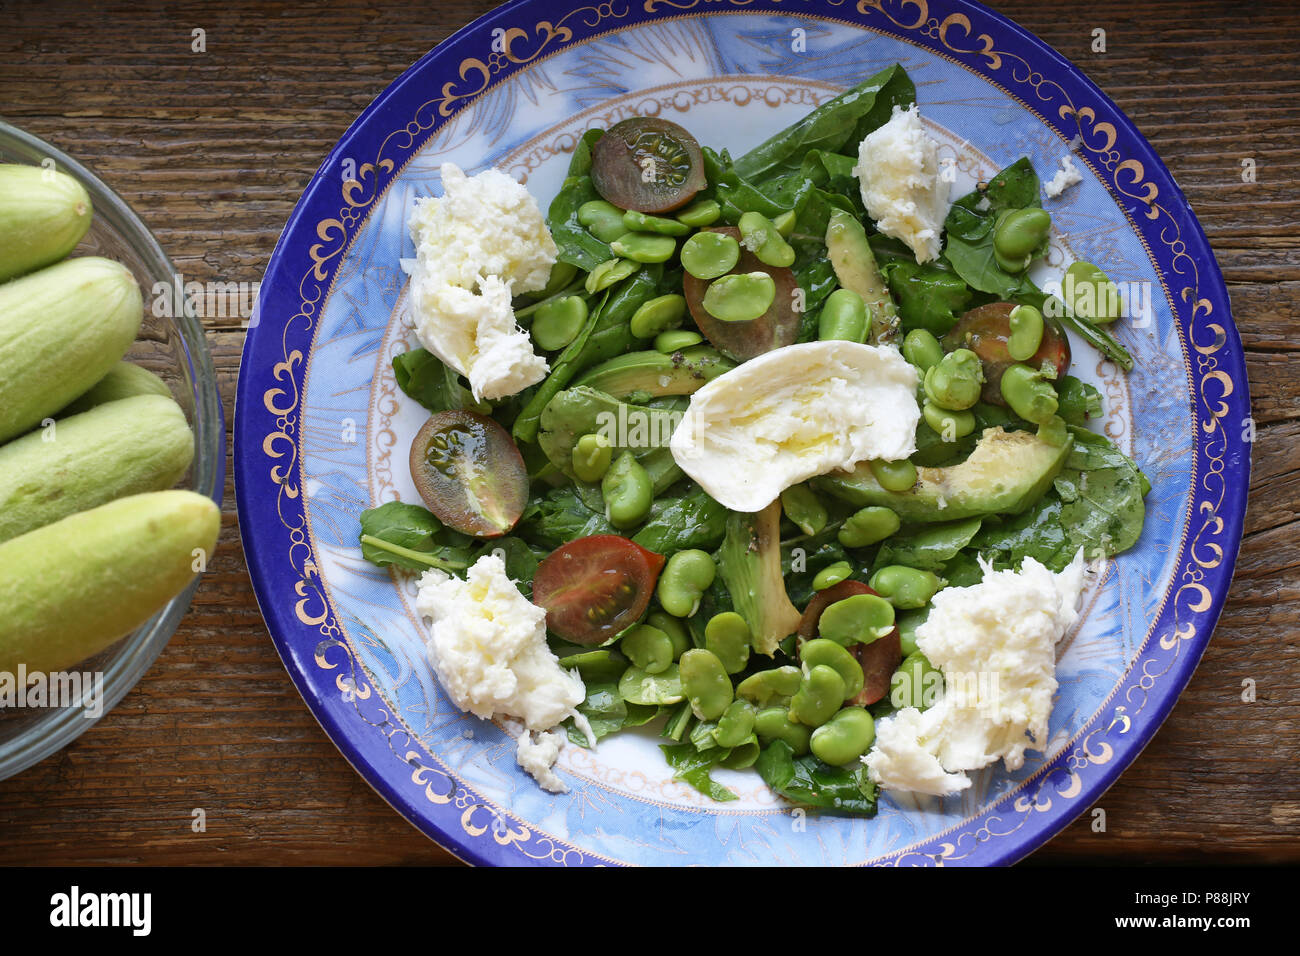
(1, 0, 1295, 866)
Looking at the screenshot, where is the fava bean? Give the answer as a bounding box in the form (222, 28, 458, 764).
(646, 611, 691, 661)
(800, 637, 864, 701)
(704, 611, 751, 674)
(817, 593, 896, 647)
(703, 271, 775, 323)
(622, 209, 690, 236)
(586, 257, 638, 293)
(838, 505, 900, 548)
(680, 231, 740, 280)
(780, 483, 828, 536)
(679, 648, 734, 721)
(890, 651, 943, 711)
(601, 451, 653, 529)
(675, 199, 722, 228)
(1007, 303, 1045, 361)
(713, 699, 757, 748)
(923, 348, 984, 411)
(869, 565, 944, 609)
(789, 664, 846, 727)
(817, 287, 868, 343)
(771, 210, 797, 237)
(736, 665, 802, 707)
(618, 662, 683, 706)
(812, 560, 853, 591)
(654, 329, 704, 353)
(1064, 260, 1121, 323)
(571, 432, 612, 483)
(902, 328, 944, 371)
(532, 294, 588, 351)
(621, 624, 674, 674)
(611, 232, 677, 264)
(559, 648, 627, 683)
(894, 607, 929, 658)
(754, 706, 811, 756)
(738, 211, 796, 268)
(810, 706, 876, 765)
(869, 457, 917, 492)
(1037, 413, 1069, 448)
(921, 401, 976, 441)
(1000, 362, 1059, 425)
(578, 199, 630, 243)
(993, 207, 1051, 271)
(629, 293, 687, 339)
(656, 548, 717, 617)
(534, 261, 578, 299)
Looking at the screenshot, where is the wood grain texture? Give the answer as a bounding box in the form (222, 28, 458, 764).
(1, 0, 1296, 866)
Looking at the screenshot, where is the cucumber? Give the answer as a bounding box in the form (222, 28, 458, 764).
(0, 490, 220, 673)
(59, 361, 172, 417)
(0, 256, 142, 444)
(0, 394, 195, 543)
(0, 164, 93, 282)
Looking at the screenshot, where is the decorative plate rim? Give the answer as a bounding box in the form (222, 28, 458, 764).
(234, 0, 1250, 866)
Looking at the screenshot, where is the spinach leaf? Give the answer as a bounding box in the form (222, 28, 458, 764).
(660, 743, 738, 802)
(883, 259, 973, 336)
(358, 500, 474, 572)
(1057, 375, 1104, 425)
(630, 485, 729, 554)
(755, 740, 878, 815)
(874, 517, 984, 573)
(470, 536, 544, 595)
(517, 485, 616, 551)
(566, 680, 658, 747)
(392, 348, 484, 413)
(546, 128, 614, 271)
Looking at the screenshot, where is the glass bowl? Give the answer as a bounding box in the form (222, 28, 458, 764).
(0, 119, 225, 781)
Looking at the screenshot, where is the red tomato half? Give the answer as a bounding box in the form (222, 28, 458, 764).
(532, 536, 666, 646)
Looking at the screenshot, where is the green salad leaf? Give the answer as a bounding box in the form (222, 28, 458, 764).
(631, 484, 729, 554)
(754, 740, 878, 815)
(546, 128, 615, 270)
(873, 517, 984, 573)
(517, 485, 615, 551)
(660, 743, 738, 802)
(391, 347, 484, 413)
(358, 500, 474, 572)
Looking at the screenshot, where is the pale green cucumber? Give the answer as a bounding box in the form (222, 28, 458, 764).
(0, 490, 220, 673)
(0, 164, 93, 282)
(0, 256, 142, 443)
(0, 394, 195, 543)
(59, 361, 172, 417)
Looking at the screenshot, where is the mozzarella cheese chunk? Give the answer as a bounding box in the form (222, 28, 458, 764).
(854, 104, 950, 264)
(404, 162, 557, 401)
(416, 553, 587, 792)
(863, 550, 1087, 796)
(668, 340, 919, 512)
(1044, 155, 1084, 198)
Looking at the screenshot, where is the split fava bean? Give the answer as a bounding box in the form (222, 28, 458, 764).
(1007, 304, 1045, 361)
(780, 483, 827, 536)
(817, 593, 896, 647)
(1000, 362, 1059, 425)
(754, 706, 811, 756)
(869, 457, 917, 492)
(922, 401, 976, 440)
(646, 611, 691, 661)
(586, 257, 637, 293)
(611, 232, 677, 264)
(895, 607, 929, 657)
(654, 329, 704, 353)
(902, 328, 944, 371)
(1065, 260, 1122, 323)
(1037, 413, 1069, 447)
(771, 210, 796, 237)
(713, 699, 756, 749)
(800, 637, 864, 701)
(675, 199, 722, 228)
(531, 295, 588, 351)
(622, 209, 691, 236)
(891, 651, 943, 711)
(704, 611, 752, 674)
(656, 548, 716, 617)
(681, 231, 741, 281)
(621, 623, 674, 674)
(572, 432, 612, 483)
(578, 199, 630, 243)
(679, 648, 734, 721)
(737, 211, 796, 268)
(629, 293, 687, 339)
(869, 565, 945, 609)
(601, 451, 653, 529)
(788, 664, 846, 727)
(993, 207, 1051, 272)
(812, 560, 853, 591)
(817, 287, 868, 343)
(838, 505, 900, 549)
(736, 665, 802, 707)
(810, 706, 876, 765)
(923, 348, 984, 411)
(703, 271, 775, 323)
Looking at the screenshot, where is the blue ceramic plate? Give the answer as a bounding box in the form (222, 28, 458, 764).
(234, 0, 1248, 866)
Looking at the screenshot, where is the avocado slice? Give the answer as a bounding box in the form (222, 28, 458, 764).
(825, 208, 900, 343)
(714, 501, 802, 656)
(815, 426, 1073, 523)
(572, 346, 734, 400)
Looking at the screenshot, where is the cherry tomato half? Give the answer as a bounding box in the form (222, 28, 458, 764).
(942, 301, 1071, 405)
(409, 409, 528, 538)
(532, 535, 666, 646)
(797, 580, 901, 706)
(683, 227, 801, 362)
(590, 117, 707, 214)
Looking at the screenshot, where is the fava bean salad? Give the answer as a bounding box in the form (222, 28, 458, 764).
(360, 63, 1148, 814)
